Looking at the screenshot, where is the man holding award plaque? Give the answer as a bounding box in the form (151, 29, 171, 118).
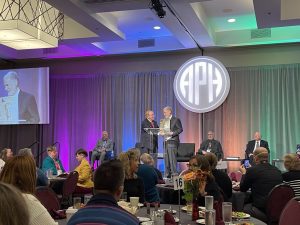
(160, 106, 183, 178)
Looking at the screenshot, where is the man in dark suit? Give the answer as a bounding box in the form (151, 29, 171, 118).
(3, 71, 40, 123)
(140, 110, 159, 165)
(160, 106, 183, 178)
(239, 147, 282, 221)
(198, 131, 223, 160)
(245, 131, 269, 165)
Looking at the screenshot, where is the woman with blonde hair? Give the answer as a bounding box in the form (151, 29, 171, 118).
(0, 182, 29, 225)
(118, 149, 145, 203)
(0, 155, 58, 225)
(282, 153, 300, 197)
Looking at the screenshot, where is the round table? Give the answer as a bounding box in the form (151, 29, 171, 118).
(57, 203, 267, 225)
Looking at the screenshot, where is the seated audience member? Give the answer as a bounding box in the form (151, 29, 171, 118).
(187, 155, 221, 206)
(138, 153, 159, 203)
(205, 152, 232, 201)
(282, 153, 300, 197)
(0, 155, 58, 225)
(74, 149, 94, 194)
(239, 147, 282, 221)
(42, 146, 65, 175)
(18, 148, 48, 186)
(140, 152, 164, 183)
(91, 131, 114, 168)
(0, 182, 29, 225)
(0, 147, 13, 171)
(67, 160, 139, 225)
(118, 149, 145, 203)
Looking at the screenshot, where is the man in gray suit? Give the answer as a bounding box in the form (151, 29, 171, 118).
(160, 106, 183, 178)
(91, 131, 113, 168)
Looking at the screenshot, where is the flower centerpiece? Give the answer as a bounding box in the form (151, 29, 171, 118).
(182, 168, 209, 220)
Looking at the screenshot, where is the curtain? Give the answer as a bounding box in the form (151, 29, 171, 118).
(1, 64, 299, 171)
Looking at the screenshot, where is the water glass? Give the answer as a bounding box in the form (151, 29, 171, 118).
(130, 197, 139, 207)
(120, 192, 127, 201)
(205, 195, 214, 210)
(222, 202, 232, 223)
(73, 197, 81, 209)
(46, 169, 53, 178)
(84, 194, 93, 204)
(205, 209, 216, 225)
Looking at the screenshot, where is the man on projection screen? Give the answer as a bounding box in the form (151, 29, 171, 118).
(1, 71, 40, 124)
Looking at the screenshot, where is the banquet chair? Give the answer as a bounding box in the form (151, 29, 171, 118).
(58, 171, 79, 208)
(266, 184, 295, 225)
(279, 197, 300, 225)
(36, 186, 60, 212)
(176, 143, 195, 162)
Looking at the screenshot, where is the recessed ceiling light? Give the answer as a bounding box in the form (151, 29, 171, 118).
(227, 18, 236, 23)
(153, 26, 161, 30)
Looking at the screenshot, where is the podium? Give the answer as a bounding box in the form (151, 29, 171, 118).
(144, 128, 160, 154)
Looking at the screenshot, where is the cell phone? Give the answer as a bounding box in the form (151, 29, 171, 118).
(244, 159, 250, 168)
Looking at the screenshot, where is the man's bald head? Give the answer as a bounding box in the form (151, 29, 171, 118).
(253, 147, 269, 163)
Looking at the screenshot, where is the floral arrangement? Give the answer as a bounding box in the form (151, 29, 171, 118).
(182, 168, 209, 202)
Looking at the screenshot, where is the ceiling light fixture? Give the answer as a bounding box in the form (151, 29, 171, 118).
(227, 18, 236, 23)
(153, 26, 161, 30)
(150, 0, 166, 18)
(0, 0, 64, 50)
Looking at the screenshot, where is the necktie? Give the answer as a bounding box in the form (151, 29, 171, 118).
(150, 121, 154, 128)
(255, 141, 259, 150)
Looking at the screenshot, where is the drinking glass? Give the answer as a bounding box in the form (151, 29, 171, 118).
(205, 209, 216, 225)
(205, 195, 214, 210)
(222, 202, 232, 224)
(73, 197, 81, 209)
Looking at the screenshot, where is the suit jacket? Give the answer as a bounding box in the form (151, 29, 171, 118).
(199, 139, 224, 160)
(75, 158, 94, 188)
(94, 138, 113, 152)
(140, 119, 159, 151)
(240, 163, 282, 211)
(18, 91, 40, 123)
(245, 139, 269, 159)
(160, 116, 183, 144)
(42, 156, 65, 175)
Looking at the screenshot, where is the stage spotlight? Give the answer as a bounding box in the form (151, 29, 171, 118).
(150, 0, 166, 18)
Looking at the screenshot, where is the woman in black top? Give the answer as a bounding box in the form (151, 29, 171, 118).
(205, 152, 232, 201)
(118, 149, 145, 203)
(282, 153, 300, 197)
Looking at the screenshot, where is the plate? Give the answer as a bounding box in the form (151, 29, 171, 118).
(174, 217, 179, 222)
(198, 206, 206, 211)
(138, 203, 144, 207)
(181, 206, 188, 211)
(141, 222, 154, 225)
(196, 219, 205, 224)
(158, 209, 177, 214)
(232, 211, 251, 219)
(137, 217, 151, 222)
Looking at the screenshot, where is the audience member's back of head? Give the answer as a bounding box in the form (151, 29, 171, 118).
(284, 153, 300, 171)
(0, 155, 36, 194)
(94, 160, 125, 195)
(140, 153, 154, 166)
(17, 148, 33, 157)
(204, 153, 218, 170)
(0, 182, 29, 225)
(253, 147, 269, 163)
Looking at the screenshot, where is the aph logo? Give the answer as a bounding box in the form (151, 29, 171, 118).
(174, 56, 230, 113)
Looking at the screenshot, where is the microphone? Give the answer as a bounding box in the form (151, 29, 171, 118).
(52, 141, 59, 146)
(27, 141, 39, 148)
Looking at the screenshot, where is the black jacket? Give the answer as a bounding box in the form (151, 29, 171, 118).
(140, 119, 159, 151)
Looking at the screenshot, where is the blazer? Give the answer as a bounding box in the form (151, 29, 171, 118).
(42, 156, 65, 175)
(75, 158, 94, 188)
(140, 119, 159, 150)
(245, 139, 269, 159)
(160, 116, 183, 144)
(18, 90, 40, 123)
(94, 138, 113, 152)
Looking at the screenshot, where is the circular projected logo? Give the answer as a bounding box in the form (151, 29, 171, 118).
(174, 56, 230, 113)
